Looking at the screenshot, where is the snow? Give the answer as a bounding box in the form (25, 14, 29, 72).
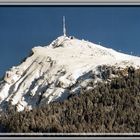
(0, 35, 140, 112)
(0, 83, 10, 102)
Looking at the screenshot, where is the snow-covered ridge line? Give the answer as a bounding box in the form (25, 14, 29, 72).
(0, 35, 140, 112)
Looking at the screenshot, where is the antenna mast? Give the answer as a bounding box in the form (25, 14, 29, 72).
(63, 16, 66, 36)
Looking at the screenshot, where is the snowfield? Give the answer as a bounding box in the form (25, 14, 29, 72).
(0, 35, 140, 112)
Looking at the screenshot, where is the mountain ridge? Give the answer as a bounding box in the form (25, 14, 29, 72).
(0, 35, 140, 112)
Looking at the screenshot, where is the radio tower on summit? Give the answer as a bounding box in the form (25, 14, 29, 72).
(63, 16, 66, 37)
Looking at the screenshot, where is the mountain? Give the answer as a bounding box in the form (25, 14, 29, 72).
(0, 35, 140, 112)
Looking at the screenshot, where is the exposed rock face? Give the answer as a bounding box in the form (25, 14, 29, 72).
(0, 35, 140, 112)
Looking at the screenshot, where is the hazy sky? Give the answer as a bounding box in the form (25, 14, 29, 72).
(0, 6, 140, 77)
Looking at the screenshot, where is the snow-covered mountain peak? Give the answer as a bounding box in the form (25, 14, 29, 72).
(0, 35, 140, 112)
(33, 35, 140, 70)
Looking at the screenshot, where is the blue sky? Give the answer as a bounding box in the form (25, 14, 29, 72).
(0, 6, 140, 77)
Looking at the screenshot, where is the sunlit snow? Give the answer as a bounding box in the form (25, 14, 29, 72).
(0, 35, 140, 112)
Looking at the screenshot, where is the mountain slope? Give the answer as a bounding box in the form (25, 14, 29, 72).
(0, 35, 140, 112)
(1, 67, 140, 133)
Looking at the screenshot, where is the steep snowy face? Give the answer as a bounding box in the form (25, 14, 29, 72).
(0, 35, 140, 112)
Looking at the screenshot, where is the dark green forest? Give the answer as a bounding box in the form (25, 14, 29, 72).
(1, 66, 140, 133)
